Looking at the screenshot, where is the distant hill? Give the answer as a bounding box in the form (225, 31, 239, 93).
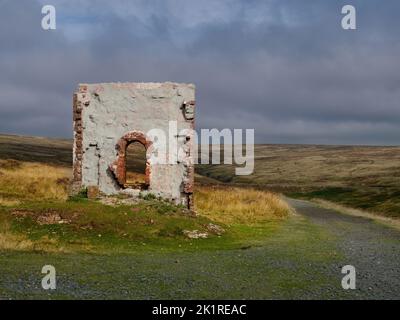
(196, 144, 400, 217)
(197, 144, 400, 190)
(0, 134, 72, 166)
(1, 133, 399, 216)
(0, 134, 219, 184)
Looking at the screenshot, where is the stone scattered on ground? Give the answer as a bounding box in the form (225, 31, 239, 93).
(183, 230, 209, 239)
(206, 223, 225, 235)
(120, 188, 141, 198)
(11, 209, 73, 225)
(98, 196, 140, 207)
(87, 186, 100, 199)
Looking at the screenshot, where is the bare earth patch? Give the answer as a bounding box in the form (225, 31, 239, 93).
(11, 209, 79, 225)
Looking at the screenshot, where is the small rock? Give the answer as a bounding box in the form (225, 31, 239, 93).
(121, 188, 141, 197)
(206, 223, 225, 235)
(183, 230, 208, 239)
(87, 186, 99, 199)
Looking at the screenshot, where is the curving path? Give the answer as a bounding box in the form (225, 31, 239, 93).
(287, 198, 400, 299)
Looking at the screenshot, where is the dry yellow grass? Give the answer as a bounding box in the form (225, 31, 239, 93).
(0, 159, 71, 204)
(0, 197, 20, 206)
(0, 228, 73, 253)
(0, 215, 26, 250)
(125, 171, 147, 189)
(0, 221, 42, 251)
(0, 232, 35, 251)
(0, 159, 291, 229)
(0, 206, 93, 253)
(195, 185, 291, 224)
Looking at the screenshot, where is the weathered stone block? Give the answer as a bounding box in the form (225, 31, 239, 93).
(87, 186, 100, 199)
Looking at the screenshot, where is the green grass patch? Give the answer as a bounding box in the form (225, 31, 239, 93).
(0, 197, 288, 254)
(0, 214, 344, 300)
(0, 200, 207, 252)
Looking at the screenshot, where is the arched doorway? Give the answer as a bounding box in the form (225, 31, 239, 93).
(109, 131, 153, 190)
(125, 141, 147, 189)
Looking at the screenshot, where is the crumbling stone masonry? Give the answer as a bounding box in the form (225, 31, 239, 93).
(72, 82, 195, 209)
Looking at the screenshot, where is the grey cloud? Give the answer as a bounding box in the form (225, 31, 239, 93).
(0, 0, 399, 145)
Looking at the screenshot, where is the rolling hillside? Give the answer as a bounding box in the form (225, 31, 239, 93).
(1, 133, 399, 217)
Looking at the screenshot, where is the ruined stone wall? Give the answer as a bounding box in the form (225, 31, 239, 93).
(72, 82, 195, 208)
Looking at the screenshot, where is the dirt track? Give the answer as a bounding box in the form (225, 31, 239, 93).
(287, 198, 400, 299)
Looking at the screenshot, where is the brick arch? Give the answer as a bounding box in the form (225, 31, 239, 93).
(109, 131, 153, 188)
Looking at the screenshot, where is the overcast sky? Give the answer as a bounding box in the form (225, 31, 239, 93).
(1, 0, 399, 145)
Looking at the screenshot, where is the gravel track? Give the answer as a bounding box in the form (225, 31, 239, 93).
(287, 198, 400, 299)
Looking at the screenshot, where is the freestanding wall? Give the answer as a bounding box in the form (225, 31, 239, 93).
(72, 82, 195, 208)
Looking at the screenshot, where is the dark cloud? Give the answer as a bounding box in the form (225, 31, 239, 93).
(0, 0, 399, 144)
